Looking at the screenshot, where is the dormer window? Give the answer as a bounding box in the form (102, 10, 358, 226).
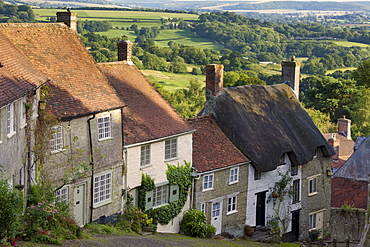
(254, 167, 261, 180)
(98, 114, 111, 141)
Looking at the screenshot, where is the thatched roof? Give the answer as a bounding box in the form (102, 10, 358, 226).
(210, 84, 335, 172)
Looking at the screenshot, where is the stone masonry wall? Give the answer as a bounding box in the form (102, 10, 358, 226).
(331, 208, 366, 242)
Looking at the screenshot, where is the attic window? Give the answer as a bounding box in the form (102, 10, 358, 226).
(279, 154, 286, 166)
(254, 168, 261, 180)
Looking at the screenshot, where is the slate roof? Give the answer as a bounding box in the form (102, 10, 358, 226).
(98, 61, 193, 145)
(186, 114, 249, 173)
(0, 33, 48, 107)
(334, 136, 370, 181)
(0, 23, 124, 119)
(331, 177, 368, 210)
(209, 84, 335, 172)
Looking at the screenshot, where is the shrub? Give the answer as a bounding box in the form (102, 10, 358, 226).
(0, 179, 23, 243)
(116, 205, 153, 233)
(180, 209, 214, 238)
(23, 183, 80, 244)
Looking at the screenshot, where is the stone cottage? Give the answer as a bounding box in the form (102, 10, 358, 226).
(98, 39, 194, 233)
(0, 33, 49, 196)
(187, 114, 250, 236)
(199, 63, 334, 241)
(0, 22, 125, 226)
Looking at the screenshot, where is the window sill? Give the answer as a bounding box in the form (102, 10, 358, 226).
(308, 192, 318, 197)
(153, 203, 169, 209)
(227, 210, 238, 216)
(98, 137, 113, 142)
(51, 149, 66, 154)
(293, 200, 301, 204)
(20, 123, 27, 129)
(202, 188, 214, 192)
(93, 199, 112, 208)
(0, 140, 2, 145)
(140, 164, 152, 169)
(164, 157, 178, 162)
(229, 181, 238, 185)
(7, 131, 16, 139)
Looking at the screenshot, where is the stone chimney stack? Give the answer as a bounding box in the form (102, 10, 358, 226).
(282, 56, 300, 99)
(206, 64, 224, 101)
(56, 10, 77, 32)
(117, 39, 133, 63)
(338, 115, 351, 139)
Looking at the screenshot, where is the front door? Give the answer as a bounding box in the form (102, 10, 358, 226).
(211, 201, 223, 235)
(73, 183, 86, 226)
(256, 191, 266, 226)
(291, 211, 300, 241)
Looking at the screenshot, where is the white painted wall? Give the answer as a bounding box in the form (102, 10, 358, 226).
(245, 154, 301, 232)
(124, 132, 193, 233)
(125, 133, 193, 189)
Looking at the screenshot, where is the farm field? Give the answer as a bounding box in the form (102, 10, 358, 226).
(141, 70, 205, 92)
(331, 40, 370, 48)
(33, 9, 198, 21)
(34, 9, 222, 49)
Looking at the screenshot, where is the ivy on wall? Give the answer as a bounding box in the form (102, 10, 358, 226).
(138, 161, 192, 225)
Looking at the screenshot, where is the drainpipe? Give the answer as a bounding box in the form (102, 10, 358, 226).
(87, 114, 95, 223)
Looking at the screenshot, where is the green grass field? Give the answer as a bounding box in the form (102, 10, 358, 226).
(141, 70, 205, 92)
(331, 40, 370, 48)
(34, 9, 198, 20)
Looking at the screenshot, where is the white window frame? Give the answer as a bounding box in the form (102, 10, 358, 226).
(203, 173, 214, 191)
(20, 97, 27, 128)
(153, 184, 169, 208)
(50, 125, 63, 153)
(293, 179, 300, 203)
(7, 102, 16, 138)
(212, 202, 221, 217)
(308, 175, 319, 196)
(200, 202, 206, 214)
(227, 195, 237, 215)
(140, 144, 151, 167)
(165, 138, 177, 160)
(309, 213, 317, 230)
(229, 167, 239, 185)
(97, 114, 112, 141)
(93, 171, 112, 207)
(55, 186, 69, 203)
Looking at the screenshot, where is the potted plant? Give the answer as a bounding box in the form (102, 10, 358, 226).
(206, 224, 217, 238)
(244, 225, 254, 237)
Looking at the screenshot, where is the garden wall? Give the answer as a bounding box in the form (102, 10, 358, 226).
(330, 208, 366, 242)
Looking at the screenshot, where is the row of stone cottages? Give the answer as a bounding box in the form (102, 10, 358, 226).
(0, 11, 334, 242)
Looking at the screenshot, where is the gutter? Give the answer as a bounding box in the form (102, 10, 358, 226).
(87, 114, 96, 223)
(61, 105, 125, 121)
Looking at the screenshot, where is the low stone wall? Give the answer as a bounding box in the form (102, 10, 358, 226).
(331, 208, 366, 242)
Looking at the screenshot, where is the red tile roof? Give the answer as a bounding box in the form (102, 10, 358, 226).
(323, 133, 354, 165)
(98, 61, 193, 145)
(0, 23, 124, 119)
(331, 177, 368, 210)
(0, 33, 48, 107)
(186, 114, 249, 173)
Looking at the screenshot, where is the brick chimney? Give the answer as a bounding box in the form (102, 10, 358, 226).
(282, 56, 300, 99)
(338, 115, 351, 139)
(56, 10, 77, 32)
(117, 39, 133, 63)
(328, 134, 340, 160)
(206, 64, 224, 101)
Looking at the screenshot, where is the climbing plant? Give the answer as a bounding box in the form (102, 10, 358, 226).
(268, 171, 293, 237)
(138, 161, 192, 225)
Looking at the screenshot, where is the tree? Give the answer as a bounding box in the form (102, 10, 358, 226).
(302, 76, 360, 121)
(351, 59, 370, 88)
